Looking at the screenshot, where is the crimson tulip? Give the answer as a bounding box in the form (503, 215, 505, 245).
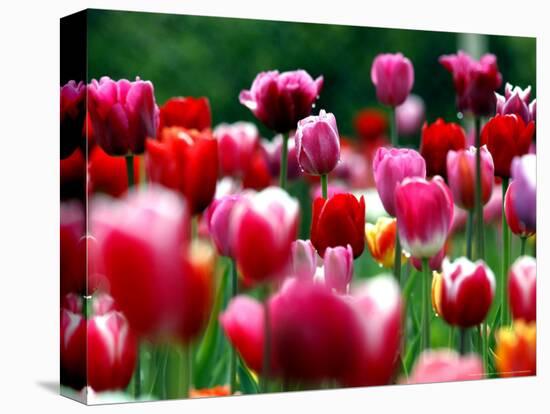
(60, 148, 86, 201)
(353, 108, 388, 142)
(370, 53, 414, 107)
(406, 350, 484, 384)
(241, 147, 273, 190)
(311, 193, 365, 258)
(420, 119, 466, 178)
(88, 145, 140, 197)
(60, 80, 86, 159)
(159, 96, 211, 131)
(146, 127, 218, 214)
(508, 256, 536, 323)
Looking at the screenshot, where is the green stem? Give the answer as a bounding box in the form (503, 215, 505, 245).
(421, 258, 431, 351)
(481, 322, 488, 376)
(133, 343, 141, 398)
(520, 236, 527, 257)
(125, 153, 135, 189)
(501, 177, 511, 325)
(466, 209, 474, 259)
(260, 286, 271, 393)
(448, 326, 455, 348)
(474, 117, 484, 260)
(229, 260, 238, 394)
(393, 231, 402, 284)
(390, 106, 398, 147)
(459, 328, 467, 355)
(321, 174, 328, 199)
(279, 133, 289, 190)
(182, 345, 192, 399)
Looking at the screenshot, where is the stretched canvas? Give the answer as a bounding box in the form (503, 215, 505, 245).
(60, 8, 537, 405)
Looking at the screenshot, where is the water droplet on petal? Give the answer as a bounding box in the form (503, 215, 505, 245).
(457, 112, 464, 120)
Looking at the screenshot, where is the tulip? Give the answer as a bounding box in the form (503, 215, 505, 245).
(60, 201, 86, 296)
(420, 119, 466, 178)
(446, 146, 494, 210)
(311, 193, 365, 258)
(344, 276, 403, 386)
(241, 148, 273, 190)
(61, 292, 83, 314)
(88, 76, 158, 156)
(291, 239, 317, 281)
(496, 83, 535, 123)
(220, 296, 265, 373)
(295, 109, 341, 176)
(159, 96, 211, 131)
(331, 144, 370, 189)
(495, 321, 536, 377)
(411, 245, 445, 272)
(230, 187, 299, 283)
(365, 217, 401, 268)
(60, 80, 86, 159)
(370, 53, 414, 107)
(505, 180, 535, 237)
(310, 182, 348, 200)
(432, 258, 495, 327)
(92, 293, 117, 316)
(511, 154, 536, 231)
(60, 308, 86, 390)
(396, 94, 425, 136)
(439, 51, 502, 116)
(480, 114, 534, 178)
(394, 176, 454, 259)
(87, 311, 137, 392)
(146, 127, 218, 214)
(239, 70, 323, 133)
(214, 122, 259, 177)
(88, 145, 140, 197)
(406, 350, 484, 384)
(323, 244, 353, 293)
(261, 134, 301, 181)
(373, 147, 426, 217)
(508, 256, 536, 323)
(354, 108, 388, 142)
(205, 194, 241, 257)
(60, 148, 86, 201)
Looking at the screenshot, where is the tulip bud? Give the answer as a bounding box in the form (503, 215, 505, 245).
(432, 258, 495, 327)
(511, 154, 536, 231)
(60, 80, 86, 159)
(373, 147, 426, 217)
(323, 244, 353, 293)
(311, 193, 365, 258)
(159, 96, 211, 131)
(496, 83, 534, 123)
(205, 194, 242, 257)
(239, 70, 323, 133)
(495, 321, 536, 377)
(60, 308, 86, 390)
(365, 217, 401, 268)
(88, 76, 158, 156)
(447, 146, 494, 210)
(420, 119, 466, 178)
(230, 187, 300, 283)
(396, 94, 425, 136)
(214, 122, 259, 177)
(87, 311, 137, 392)
(370, 53, 414, 107)
(291, 239, 317, 281)
(406, 350, 484, 384)
(508, 256, 536, 323)
(481, 114, 534, 178)
(394, 176, 454, 259)
(295, 110, 341, 176)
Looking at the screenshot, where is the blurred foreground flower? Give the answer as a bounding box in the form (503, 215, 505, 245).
(371, 53, 414, 107)
(406, 350, 484, 384)
(60, 80, 86, 159)
(60, 307, 86, 390)
(420, 119, 466, 178)
(508, 256, 536, 323)
(495, 321, 536, 377)
(159, 96, 211, 131)
(190, 386, 231, 398)
(60, 201, 85, 296)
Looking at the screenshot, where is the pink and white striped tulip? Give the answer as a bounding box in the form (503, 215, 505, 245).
(509, 256, 536, 323)
(323, 244, 354, 294)
(291, 239, 317, 281)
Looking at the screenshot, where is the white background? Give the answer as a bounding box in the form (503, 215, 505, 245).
(0, 0, 547, 412)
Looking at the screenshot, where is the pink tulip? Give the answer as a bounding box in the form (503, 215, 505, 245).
(92, 293, 117, 316)
(433, 258, 495, 327)
(295, 109, 341, 175)
(230, 187, 299, 284)
(395, 176, 453, 259)
(505, 180, 535, 237)
(291, 239, 317, 281)
(214, 122, 259, 177)
(496, 83, 535, 123)
(60, 80, 86, 159)
(88, 76, 158, 156)
(396, 94, 425, 136)
(261, 134, 301, 181)
(239, 70, 323, 133)
(345, 276, 403, 386)
(446, 146, 494, 210)
(205, 194, 242, 257)
(323, 244, 354, 293)
(511, 154, 536, 231)
(407, 350, 484, 384)
(373, 147, 426, 217)
(371, 53, 415, 107)
(509, 256, 536, 323)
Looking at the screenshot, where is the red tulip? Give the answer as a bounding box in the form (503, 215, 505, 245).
(61, 292, 83, 314)
(420, 119, 466, 178)
(353, 108, 388, 142)
(88, 145, 140, 197)
(242, 148, 273, 190)
(88, 76, 158, 156)
(60, 201, 86, 296)
(432, 258, 495, 327)
(406, 350, 484, 384)
(159, 97, 211, 131)
(60, 307, 86, 390)
(480, 114, 534, 178)
(230, 187, 299, 283)
(60, 80, 86, 159)
(87, 311, 137, 392)
(508, 256, 536, 323)
(60, 148, 86, 201)
(146, 127, 218, 214)
(505, 180, 535, 237)
(311, 193, 365, 258)
(214, 122, 259, 177)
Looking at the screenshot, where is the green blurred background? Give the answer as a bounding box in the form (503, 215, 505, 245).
(87, 9, 536, 142)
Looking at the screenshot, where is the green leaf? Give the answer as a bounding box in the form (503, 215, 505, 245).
(237, 357, 259, 394)
(403, 268, 419, 302)
(403, 333, 420, 375)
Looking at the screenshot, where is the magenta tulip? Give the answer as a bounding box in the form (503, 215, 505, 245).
(60, 80, 86, 159)
(295, 109, 341, 175)
(239, 70, 323, 133)
(496, 83, 536, 123)
(373, 147, 426, 217)
(394, 176, 454, 258)
(214, 122, 259, 177)
(407, 350, 484, 384)
(511, 154, 536, 231)
(371, 53, 414, 107)
(323, 244, 353, 294)
(508, 256, 536, 323)
(205, 194, 242, 257)
(88, 76, 158, 156)
(291, 239, 317, 281)
(505, 180, 535, 237)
